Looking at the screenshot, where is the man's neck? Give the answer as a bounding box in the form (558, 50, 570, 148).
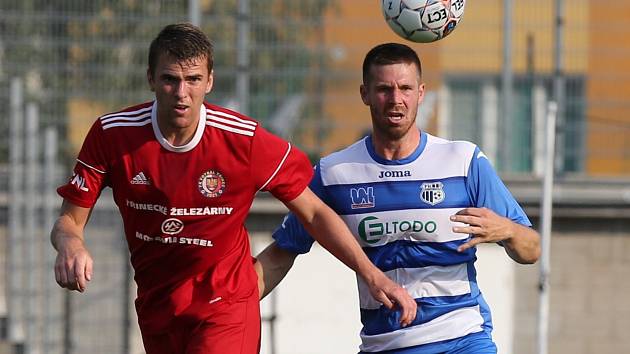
(156, 107, 201, 147)
(372, 129, 421, 161)
(161, 126, 197, 146)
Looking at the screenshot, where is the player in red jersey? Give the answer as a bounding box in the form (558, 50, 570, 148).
(50, 23, 417, 354)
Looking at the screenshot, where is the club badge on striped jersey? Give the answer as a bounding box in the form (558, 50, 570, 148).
(198, 170, 226, 198)
(420, 182, 445, 205)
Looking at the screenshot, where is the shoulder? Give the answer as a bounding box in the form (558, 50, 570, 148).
(317, 137, 372, 185)
(204, 102, 259, 138)
(320, 137, 369, 170)
(97, 102, 153, 131)
(424, 133, 478, 162)
(420, 133, 480, 177)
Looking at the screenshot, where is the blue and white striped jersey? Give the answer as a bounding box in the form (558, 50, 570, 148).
(272, 131, 531, 353)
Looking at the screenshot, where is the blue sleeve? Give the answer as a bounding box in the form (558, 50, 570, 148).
(466, 147, 531, 227)
(271, 164, 325, 254)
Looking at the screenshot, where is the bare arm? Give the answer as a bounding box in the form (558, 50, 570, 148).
(282, 187, 417, 327)
(50, 200, 94, 292)
(451, 207, 541, 264)
(254, 242, 298, 299)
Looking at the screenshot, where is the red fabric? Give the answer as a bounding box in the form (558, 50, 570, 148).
(141, 294, 261, 354)
(57, 101, 312, 336)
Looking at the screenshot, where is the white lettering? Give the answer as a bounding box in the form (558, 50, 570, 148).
(178, 237, 214, 247)
(126, 200, 168, 215)
(136, 231, 212, 247)
(169, 207, 234, 216)
(70, 173, 89, 192)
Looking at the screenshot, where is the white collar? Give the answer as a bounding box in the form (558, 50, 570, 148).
(151, 101, 206, 153)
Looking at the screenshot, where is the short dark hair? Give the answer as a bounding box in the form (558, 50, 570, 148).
(148, 23, 214, 76)
(362, 43, 422, 84)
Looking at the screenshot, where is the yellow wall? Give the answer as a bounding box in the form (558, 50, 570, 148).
(439, 0, 588, 74)
(316, 0, 591, 155)
(318, 0, 629, 175)
(586, 1, 630, 175)
(316, 2, 441, 154)
(67, 100, 108, 156)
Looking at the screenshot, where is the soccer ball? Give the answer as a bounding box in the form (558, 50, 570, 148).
(381, 0, 466, 43)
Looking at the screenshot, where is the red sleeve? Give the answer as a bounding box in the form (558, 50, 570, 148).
(57, 119, 110, 208)
(250, 126, 313, 202)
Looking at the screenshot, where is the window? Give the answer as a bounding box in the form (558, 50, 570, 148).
(443, 75, 585, 174)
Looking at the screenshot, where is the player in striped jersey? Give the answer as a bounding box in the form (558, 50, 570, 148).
(50, 25, 416, 354)
(255, 43, 541, 353)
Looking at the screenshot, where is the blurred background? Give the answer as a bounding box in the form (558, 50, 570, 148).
(0, 1, 629, 353)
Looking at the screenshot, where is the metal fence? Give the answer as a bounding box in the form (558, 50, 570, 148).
(1, 1, 630, 354)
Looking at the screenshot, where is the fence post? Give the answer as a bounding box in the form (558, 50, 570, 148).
(43, 127, 60, 353)
(25, 102, 41, 354)
(8, 77, 25, 349)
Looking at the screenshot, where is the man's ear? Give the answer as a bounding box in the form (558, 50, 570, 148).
(147, 68, 155, 92)
(417, 82, 425, 105)
(360, 84, 369, 105)
(206, 70, 214, 94)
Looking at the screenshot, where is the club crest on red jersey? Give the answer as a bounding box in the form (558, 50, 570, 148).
(198, 170, 226, 198)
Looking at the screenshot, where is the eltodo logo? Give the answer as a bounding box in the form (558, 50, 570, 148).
(358, 216, 437, 244)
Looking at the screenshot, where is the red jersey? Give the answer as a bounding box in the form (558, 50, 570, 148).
(58, 101, 313, 333)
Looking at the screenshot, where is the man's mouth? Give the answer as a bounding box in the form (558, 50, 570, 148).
(174, 104, 189, 113)
(386, 111, 404, 122)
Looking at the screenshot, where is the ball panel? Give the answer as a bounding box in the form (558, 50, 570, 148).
(386, 19, 409, 39)
(398, 9, 424, 32)
(381, 0, 466, 43)
(382, 0, 403, 17)
(409, 30, 439, 43)
(402, 0, 429, 10)
(450, 0, 466, 17)
(422, 3, 449, 30)
(440, 19, 458, 38)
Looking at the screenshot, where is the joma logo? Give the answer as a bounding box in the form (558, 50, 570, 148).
(378, 170, 411, 178)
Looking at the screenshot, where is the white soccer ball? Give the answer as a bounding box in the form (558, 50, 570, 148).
(381, 0, 466, 43)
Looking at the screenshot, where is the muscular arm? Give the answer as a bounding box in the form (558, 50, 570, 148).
(280, 187, 417, 326)
(50, 200, 94, 292)
(498, 221, 541, 264)
(452, 207, 541, 264)
(254, 242, 298, 299)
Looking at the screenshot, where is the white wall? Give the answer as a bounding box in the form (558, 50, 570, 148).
(256, 239, 361, 354)
(475, 243, 516, 353)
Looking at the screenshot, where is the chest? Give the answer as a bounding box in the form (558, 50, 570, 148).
(109, 140, 252, 207)
(322, 169, 473, 245)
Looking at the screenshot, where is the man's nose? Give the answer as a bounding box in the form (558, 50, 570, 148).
(389, 88, 403, 103)
(175, 81, 186, 97)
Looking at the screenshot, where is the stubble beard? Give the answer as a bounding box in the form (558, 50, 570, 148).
(372, 109, 417, 142)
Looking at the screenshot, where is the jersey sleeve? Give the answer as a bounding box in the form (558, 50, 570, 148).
(271, 164, 326, 254)
(250, 125, 313, 203)
(465, 147, 531, 226)
(57, 119, 110, 208)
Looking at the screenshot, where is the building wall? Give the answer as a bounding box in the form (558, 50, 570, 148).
(317, 0, 630, 176)
(513, 223, 630, 354)
(586, 1, 630, 175)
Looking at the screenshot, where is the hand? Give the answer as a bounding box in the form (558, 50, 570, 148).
(367, 272, 417, 327)
(54, 239, 93, 292)
(451, 207, 515, 252)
